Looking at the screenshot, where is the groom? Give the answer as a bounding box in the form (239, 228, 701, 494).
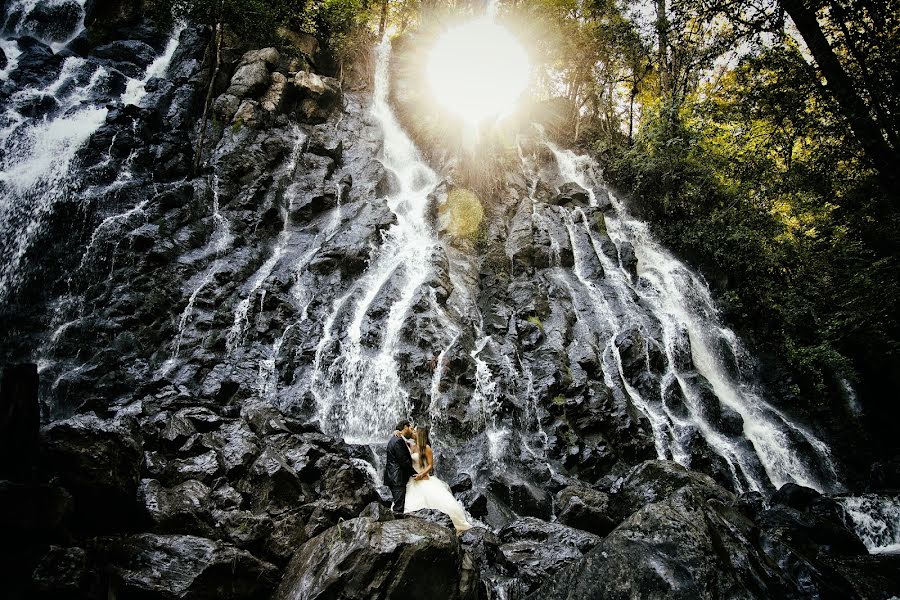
(384, 419, 416, 513)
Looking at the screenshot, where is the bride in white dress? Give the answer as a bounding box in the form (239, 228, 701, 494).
(403, 426, 473, 533)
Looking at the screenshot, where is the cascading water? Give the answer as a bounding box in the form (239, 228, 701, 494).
(837, 494, 900, 554)
(538, 139, 841, 494)
(311, 36, 441, 444)
(0, 3, 186, 306)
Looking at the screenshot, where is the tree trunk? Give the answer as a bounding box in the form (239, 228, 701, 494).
(378, 0, 389, 37)
(655, 0, 669, 98)
(193, 15, 223, 177)
(779, 0, 899, 196)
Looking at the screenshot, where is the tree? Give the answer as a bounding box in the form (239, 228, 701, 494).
(777, 0, 900, 196)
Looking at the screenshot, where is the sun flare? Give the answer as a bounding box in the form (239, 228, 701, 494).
(426, 17, 530, 124)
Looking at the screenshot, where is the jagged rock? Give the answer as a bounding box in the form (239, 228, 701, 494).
(555, 485, 616, 536)
(260, 71, 288, 113)
(498, 517, 601, 596)
(530, 468, 884, 600)
(40, 413, 143, 529)
(450, 472, 473, 493)
(138, 478, 213, 535)
(213, 93, 241, 122)
(274, 516, 475, 600)
(99, 533, 278, 599)
(487, 472, 552, 520)
(291, 70, 341, 123)
(237, 448, 304, 511)
(410, 508, 455, 529)
(233, 99, 261, 128)
(10, 37, 64, 88)
(13, 0, 83, 44)
(31, 545, 93, 597)
(610, 460, 730, 520)
(552, 182, 590, 207)
(458, 489, 489, 518)
(226, 48, 278, 99)
(617, 240, 637, 278)
(93, 39, 157, 77)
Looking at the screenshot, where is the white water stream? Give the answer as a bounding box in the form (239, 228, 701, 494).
(310, 36, 441, 444)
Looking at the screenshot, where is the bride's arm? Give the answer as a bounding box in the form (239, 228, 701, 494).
(415, 446, 435, 480)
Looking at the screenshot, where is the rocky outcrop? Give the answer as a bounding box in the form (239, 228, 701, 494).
(532, 461, 898, 600)
(274, 515, 478, 600)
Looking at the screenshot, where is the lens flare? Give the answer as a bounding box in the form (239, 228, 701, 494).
(426, 17, 530, 124)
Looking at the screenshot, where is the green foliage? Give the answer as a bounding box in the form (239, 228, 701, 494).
(527, 315, 544, 331)
(601, 37, 899, 400)
(552, 394, 566, 406)
(147, 0, 368, 55)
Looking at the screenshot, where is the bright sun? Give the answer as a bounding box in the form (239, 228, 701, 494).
(426, 17, 530, 124)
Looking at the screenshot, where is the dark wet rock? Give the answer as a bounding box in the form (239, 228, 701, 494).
(359, 500, 396, 522)
(138, 478, 214, 535)
(31, 545, 94, 598)
(555, 484, 616, 536)
(237, 448, 304, 511)
(450, 471, 473, 493)
(761, 483, 868, 557)
(617, 240, 637, 278)
(458, 489, 489, 518)
(498, 517, 601, 596)
(9, 37, 63, 88)
(530, 486, 791, 600)
(13, 0, 83, 44)
(487, 472, 553, 519)
(93, 39, 157, 76)
(0, 480, 72, 541)
(410, 508, 455, 529)
(610, 459, 729, 520)
(274, 516, 475, 600)
(40, 413, 143, 529)
(99, 533, 278, 599)
(553, 182, 590, 207)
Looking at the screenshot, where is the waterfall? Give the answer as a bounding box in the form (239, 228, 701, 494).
(122, 20, 187, 106)
(0, 10, 187, 305)
(0, 61, 110, 303)
(540, 141, 841, 494)
(837, 494, 900, 555)
(311, 36, 440, 444)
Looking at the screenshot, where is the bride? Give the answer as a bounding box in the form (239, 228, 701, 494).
(403, 426, 473, 534)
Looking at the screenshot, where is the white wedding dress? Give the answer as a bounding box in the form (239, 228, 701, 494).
(405, 450, 473, 533)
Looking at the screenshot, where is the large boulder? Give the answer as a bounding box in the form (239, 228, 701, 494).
(498, 517, 601, 595)
(274, 516, 477, 599)
(529, 485, 799, 600)
(555, 484, 616, 536)
(100, 534, 278, 599)
(40, 413, 143, 529)
(610, 459, 729, 520)
(291, 70, 341, 123)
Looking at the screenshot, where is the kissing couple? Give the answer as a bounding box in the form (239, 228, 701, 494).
(384, 420, 473, 533)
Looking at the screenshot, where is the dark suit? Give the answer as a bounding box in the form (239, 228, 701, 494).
(384, 435, 416, 512)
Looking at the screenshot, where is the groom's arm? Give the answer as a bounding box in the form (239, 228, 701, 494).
(392, 438, 416, 478)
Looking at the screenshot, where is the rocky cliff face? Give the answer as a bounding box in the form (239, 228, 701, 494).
(1, 3, 898, 599)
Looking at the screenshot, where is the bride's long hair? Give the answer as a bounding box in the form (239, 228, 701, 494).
(415, 426, 430, 469)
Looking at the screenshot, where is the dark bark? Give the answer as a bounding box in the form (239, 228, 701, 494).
(779, 0, 900, 196)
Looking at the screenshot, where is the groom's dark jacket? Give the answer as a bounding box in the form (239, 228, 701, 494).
(384, 435, 416, 488)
